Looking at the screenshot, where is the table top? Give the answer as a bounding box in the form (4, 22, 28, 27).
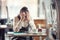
(0, 25, 7, 28)
(7, 32, 47, 37)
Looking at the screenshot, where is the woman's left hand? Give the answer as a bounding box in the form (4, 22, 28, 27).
(26, 12, 30, 21)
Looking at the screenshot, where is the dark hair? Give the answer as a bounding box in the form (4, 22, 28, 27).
(20, 7, 29, 13)
(18, 7, 29, 20)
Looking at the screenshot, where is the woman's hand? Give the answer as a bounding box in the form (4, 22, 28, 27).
(20, 14, 25, 21)
(20, 12, 30, 22)
(25, 12, 30, 21)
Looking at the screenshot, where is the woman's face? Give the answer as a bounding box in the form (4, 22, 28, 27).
(20, 12, 26, 17)
(20, 12, 29, 19)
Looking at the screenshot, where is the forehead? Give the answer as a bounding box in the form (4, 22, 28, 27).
(20, 11, 29, 14)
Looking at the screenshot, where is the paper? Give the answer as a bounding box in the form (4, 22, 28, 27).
(14, 32, 27, 35)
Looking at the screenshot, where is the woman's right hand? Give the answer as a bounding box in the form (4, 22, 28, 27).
(20, 15, 25, 21)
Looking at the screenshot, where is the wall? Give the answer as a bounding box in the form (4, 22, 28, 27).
(7, 0, 38, 19)
(0, 0, 7, 19)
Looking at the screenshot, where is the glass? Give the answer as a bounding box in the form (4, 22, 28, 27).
(38, 28, 42, 32)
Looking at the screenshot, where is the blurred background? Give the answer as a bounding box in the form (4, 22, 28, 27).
(0, 0, 57, 24)
(0, 0, 58, 40)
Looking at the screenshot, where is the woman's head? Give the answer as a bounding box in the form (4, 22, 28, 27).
(19, 7, 30, 20)
(20, 7, 29, 13)
(19, 7, 29, 16)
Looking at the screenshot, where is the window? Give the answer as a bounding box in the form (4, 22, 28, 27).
(7, 0, 38, 19)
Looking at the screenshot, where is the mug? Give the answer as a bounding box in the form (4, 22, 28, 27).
(33, 29, 38, 33)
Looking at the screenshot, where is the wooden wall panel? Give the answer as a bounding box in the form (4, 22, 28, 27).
(34, 19, 46, 28)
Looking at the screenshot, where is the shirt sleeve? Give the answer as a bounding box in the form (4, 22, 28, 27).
(13, 18, 22, 32)
(28, 19, 36, 32)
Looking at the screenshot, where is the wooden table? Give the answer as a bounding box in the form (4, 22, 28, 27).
(7, 32, 47, 40)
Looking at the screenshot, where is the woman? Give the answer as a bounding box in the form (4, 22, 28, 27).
(13, 7, 36, 40)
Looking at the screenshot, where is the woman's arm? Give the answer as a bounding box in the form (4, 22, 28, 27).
(28, 19, 36, 33)
(13, 17, 22, 32)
